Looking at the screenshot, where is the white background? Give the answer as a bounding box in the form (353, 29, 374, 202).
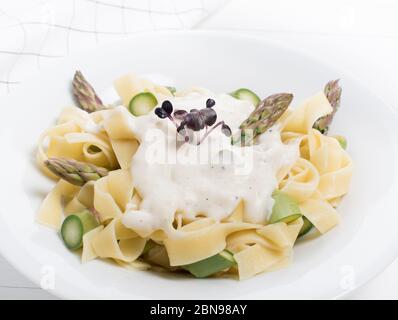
(1, 0, 398, 299)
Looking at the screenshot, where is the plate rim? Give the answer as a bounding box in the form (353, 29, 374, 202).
(0, 29, 397, 300)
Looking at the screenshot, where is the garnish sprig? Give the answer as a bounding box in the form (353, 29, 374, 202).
(154, 98, 231, 145)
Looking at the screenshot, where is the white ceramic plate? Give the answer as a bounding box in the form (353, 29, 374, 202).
(0, 30, 398, 300)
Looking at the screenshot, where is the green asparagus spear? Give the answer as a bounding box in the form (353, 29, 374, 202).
(232, 93, 293, 146)
(72, 71, 106, 113)
(269, 190, 302, 224)
(44, 158, 108, 186)
(313, 79, 342, 134)
(61, 210, 99, 250)
(182, 250, 236, 278)
(334, 135, 347, 149)
(166, 86, 177, 96)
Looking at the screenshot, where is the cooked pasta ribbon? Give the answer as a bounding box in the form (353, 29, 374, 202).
(35, 76, 353, 280)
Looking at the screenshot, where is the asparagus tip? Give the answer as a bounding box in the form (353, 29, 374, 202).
(72, 70, 106, 113)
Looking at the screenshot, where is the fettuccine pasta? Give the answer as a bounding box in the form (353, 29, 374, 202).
(35, 72, 352, 280)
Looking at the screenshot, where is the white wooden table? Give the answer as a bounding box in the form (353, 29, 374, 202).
(1, 0, 398, 299)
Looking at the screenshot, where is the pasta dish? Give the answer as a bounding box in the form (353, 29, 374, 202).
(36, 72, 352, 280)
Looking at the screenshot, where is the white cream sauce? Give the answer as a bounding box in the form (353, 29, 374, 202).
(121, 91, 299, 237)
